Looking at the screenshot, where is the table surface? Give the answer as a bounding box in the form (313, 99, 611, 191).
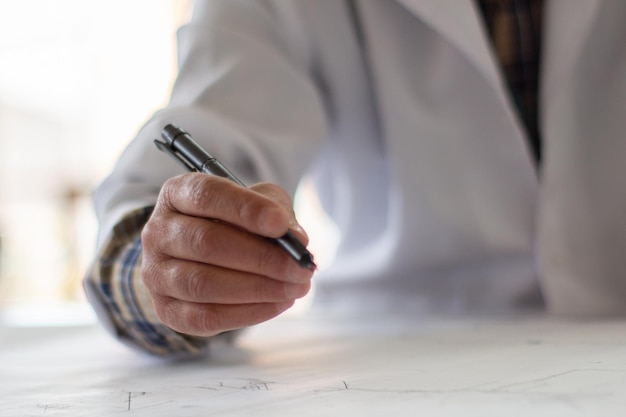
(2, 309, 626, 417)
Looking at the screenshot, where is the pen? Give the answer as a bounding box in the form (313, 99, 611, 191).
(154, 124, 316, 270)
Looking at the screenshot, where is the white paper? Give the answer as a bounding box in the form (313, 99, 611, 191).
(2, 311, 626, 417)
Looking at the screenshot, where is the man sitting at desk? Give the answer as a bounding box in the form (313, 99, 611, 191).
(85, 0, 626, 356)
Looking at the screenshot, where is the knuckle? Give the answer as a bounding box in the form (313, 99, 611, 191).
(154, 297, 224, 336)
(161, 173, 220, 215)
(236, 192, 262, 227)
(187, 177, 212, 209)
(152, 295, 175, 327)
(140, 221, 159, 252)
(188, 224, 218, 258)
(140, 259, 158, 289)
(141, 258, 171, 294)
(140, 209, 157, 236)
(141, 211, 175, 255)
(184, 268, 210, 300)
(256, 243, 280, 272)
(158, 176, 181, 211)
(197, 307, 224, 334)
(185, 175, 226, 215)
(233, 192, 266, 230)
(251, 279, 272, 302)
(141, 252, 163, 279)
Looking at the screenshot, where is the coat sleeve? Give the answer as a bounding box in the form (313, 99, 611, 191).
(94, 0, 327, 249)
(85, 0, 327, 355)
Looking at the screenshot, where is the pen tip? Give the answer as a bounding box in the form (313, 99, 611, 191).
(300, 255, 317, 271)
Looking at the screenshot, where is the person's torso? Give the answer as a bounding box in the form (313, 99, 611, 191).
(288, 0, 626, 312)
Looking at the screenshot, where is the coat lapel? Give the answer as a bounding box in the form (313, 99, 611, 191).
(395, 0, 604, 167)
(394, 0, 505, 98)
(541, 0, 603, 116)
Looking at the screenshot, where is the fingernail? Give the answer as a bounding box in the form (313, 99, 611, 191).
(288, 260, 314, 283)
(289, 218, 308, 240)
(285, 283, 310, 299)
(275, 300, 295, 314)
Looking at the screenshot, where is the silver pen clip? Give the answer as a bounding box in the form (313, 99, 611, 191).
(154, 139, 197, 173)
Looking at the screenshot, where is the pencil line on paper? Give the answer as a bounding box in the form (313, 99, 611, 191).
(125, 391, 146, 411)
(490, 368, 626, 392)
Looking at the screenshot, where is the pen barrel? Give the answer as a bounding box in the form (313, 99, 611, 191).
(201, 159, 246, 187)
(275, 231, 315, 270)
(171, 134, 213, 172)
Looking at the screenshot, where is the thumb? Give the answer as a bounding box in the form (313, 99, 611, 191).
(250, 182, 309, 244)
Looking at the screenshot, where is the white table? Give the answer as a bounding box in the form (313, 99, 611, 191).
(2, 309, 626, 416)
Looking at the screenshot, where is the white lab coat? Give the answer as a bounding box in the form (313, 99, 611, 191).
(95, 0, 626, 315)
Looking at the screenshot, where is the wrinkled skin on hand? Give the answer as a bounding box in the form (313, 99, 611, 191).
(141, 173, 314, 337)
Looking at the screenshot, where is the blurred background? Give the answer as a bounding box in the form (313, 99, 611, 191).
(0, 0, 338, 327)
(0, 0, 192, 325)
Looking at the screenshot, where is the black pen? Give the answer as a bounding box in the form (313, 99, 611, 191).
(154, 124, 316, 270)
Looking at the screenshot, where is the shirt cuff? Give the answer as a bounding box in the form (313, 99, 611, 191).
(84, 206, 214, 357)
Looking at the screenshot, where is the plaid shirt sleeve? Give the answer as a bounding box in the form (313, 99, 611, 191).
(84, 206, 215, 357)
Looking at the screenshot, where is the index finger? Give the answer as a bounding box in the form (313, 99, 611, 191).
(158, 173, 292, 238)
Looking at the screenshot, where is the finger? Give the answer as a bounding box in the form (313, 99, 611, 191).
(249, 182, 294, 215)
(159, 174, 292, 238)
(152, 295, 295, 337)
(143, 258, 311, 304)
(143, 212, 313, 283)
(250, 183, 309, 244)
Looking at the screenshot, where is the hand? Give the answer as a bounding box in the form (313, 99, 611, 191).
(140, 173, 314, 337)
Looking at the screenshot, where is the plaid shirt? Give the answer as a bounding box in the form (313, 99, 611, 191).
(85, 206, 212, 356)
(85, 1, 544, 356)
(478, 0, 543, 163)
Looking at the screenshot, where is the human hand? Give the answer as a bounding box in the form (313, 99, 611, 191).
(140, 173, 314, 337)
